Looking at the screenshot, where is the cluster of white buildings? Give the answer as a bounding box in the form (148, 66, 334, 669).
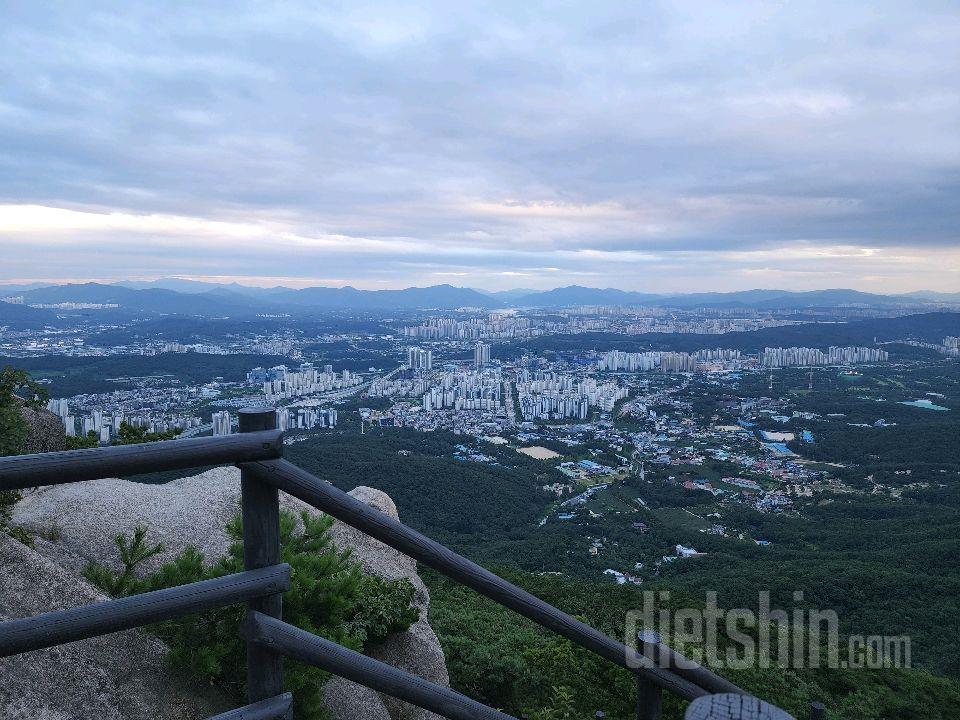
(46, 399, 201, 442)
(250, 339, 299, 356)
(597, 350, 698, 373)
(369, 365, 504, 413)
(161, 340, 298, 358)
(212, 407, 338, 436)
(422, 370, 502, 411)
(402, 315, 533, 340)
(516, 372, 628, 421)
(161, 342, 230, 354)
(942, 336, 959, 358)
(368, 375, 430, 399)
(31, 302, 119, 310)
(277, 406, 338, 431)
(247, 363, 361, 402)
(760, 346, 888, 367)
(693, 348, 742, 362)
(623, 318, 792, 334)
(598, 345, 887, 372)
(212, 410, 233, 436)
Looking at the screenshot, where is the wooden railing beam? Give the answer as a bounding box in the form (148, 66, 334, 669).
(0, 564, 290, 658)
(204, 693, 293, 720)
(242, 458, 708, 700)
(243, 612, 519, 720)
(0, 430, 283, 491)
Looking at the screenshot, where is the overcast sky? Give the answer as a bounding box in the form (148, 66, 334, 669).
(1, 2, 958, 292)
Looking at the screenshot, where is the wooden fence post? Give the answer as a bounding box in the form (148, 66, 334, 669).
(636, 631, 663, 720)
(636, 675, 663, 720)
(239, 407, 284, 703)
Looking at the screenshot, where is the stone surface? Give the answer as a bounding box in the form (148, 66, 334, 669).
(9, 468, 451, 720)
(12, 467, 257, 573)
(0, 532, 231, 720)
(17, 399, 67, 454)
(322, 677, 392, 720)
(329, 486, 449, 720)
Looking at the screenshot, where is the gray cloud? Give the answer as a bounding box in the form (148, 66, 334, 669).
(0, 1, 958, 291)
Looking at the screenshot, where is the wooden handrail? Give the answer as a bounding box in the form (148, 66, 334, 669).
(242, 457, 709, 700)
(0, 429, 283, 490)
(204, 693, 293, 720)
(638, 630, 746, 695)
(0, 564, 291, 657)
(242, 611, 519, 720)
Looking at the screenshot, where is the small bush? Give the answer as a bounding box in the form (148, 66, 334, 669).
(0, 367, 48, 530)
(83, 526, 165, 596)
(88, 510, 418, 719)
(38, 524, 64, 542)
(8, 525, 34, 548)
(65, 431, 99, 450)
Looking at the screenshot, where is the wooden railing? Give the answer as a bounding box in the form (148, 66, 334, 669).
(0, 406, 799, 720)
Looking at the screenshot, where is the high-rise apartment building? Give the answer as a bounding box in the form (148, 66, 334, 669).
(474, 342, 491, 368)
(212, 410, 233, 436)
(407, 347, 433, 371)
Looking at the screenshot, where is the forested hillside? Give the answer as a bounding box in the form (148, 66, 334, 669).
(284, 430, 556, 545)
(426, 569, 960, 720)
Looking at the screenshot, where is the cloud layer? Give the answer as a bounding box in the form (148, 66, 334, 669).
(1, 1, 958, 291)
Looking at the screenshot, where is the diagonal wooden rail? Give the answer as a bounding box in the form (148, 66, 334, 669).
(243, 611, 520, 720)
(241, 457, 725, 700)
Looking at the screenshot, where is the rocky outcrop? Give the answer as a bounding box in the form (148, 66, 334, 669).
(17, 398, 68, 454)
(9, 467, 449, 720)
(0, 532, 231, 720)
(327, 487, 449, 720)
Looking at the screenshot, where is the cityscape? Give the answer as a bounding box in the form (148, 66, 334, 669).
(2, 2, 958, 718)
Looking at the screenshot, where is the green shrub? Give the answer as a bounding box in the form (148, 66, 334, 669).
(87, 510, 419, 719)
(0, 365, 48, 458)
(83, 526, 165, 596)
(0, 367, 48, 536)
(7, 525, 34, 547)
(65, 431, 99, 449)
(112, 421, 182, 445)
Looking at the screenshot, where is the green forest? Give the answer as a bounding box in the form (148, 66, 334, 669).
(427, 569, 960, 720)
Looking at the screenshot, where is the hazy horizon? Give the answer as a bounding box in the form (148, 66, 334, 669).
(1, 2, 958, 293)
(3, 276, 959, 299)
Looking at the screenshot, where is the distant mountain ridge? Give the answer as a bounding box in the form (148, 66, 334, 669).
(509, 286, 954, 309)
(19, 283, 243, 316)
(4, 281, 957, 317)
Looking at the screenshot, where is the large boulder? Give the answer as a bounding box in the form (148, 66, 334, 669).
(17, 398, 68, 454)
(327, 487, 449, 720)
(10, 467, 449, 720)
(0, 532, 231, 720)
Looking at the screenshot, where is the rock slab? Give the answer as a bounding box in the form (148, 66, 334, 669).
(0, 532, 231, 720)
(9, 467, 450, 720)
